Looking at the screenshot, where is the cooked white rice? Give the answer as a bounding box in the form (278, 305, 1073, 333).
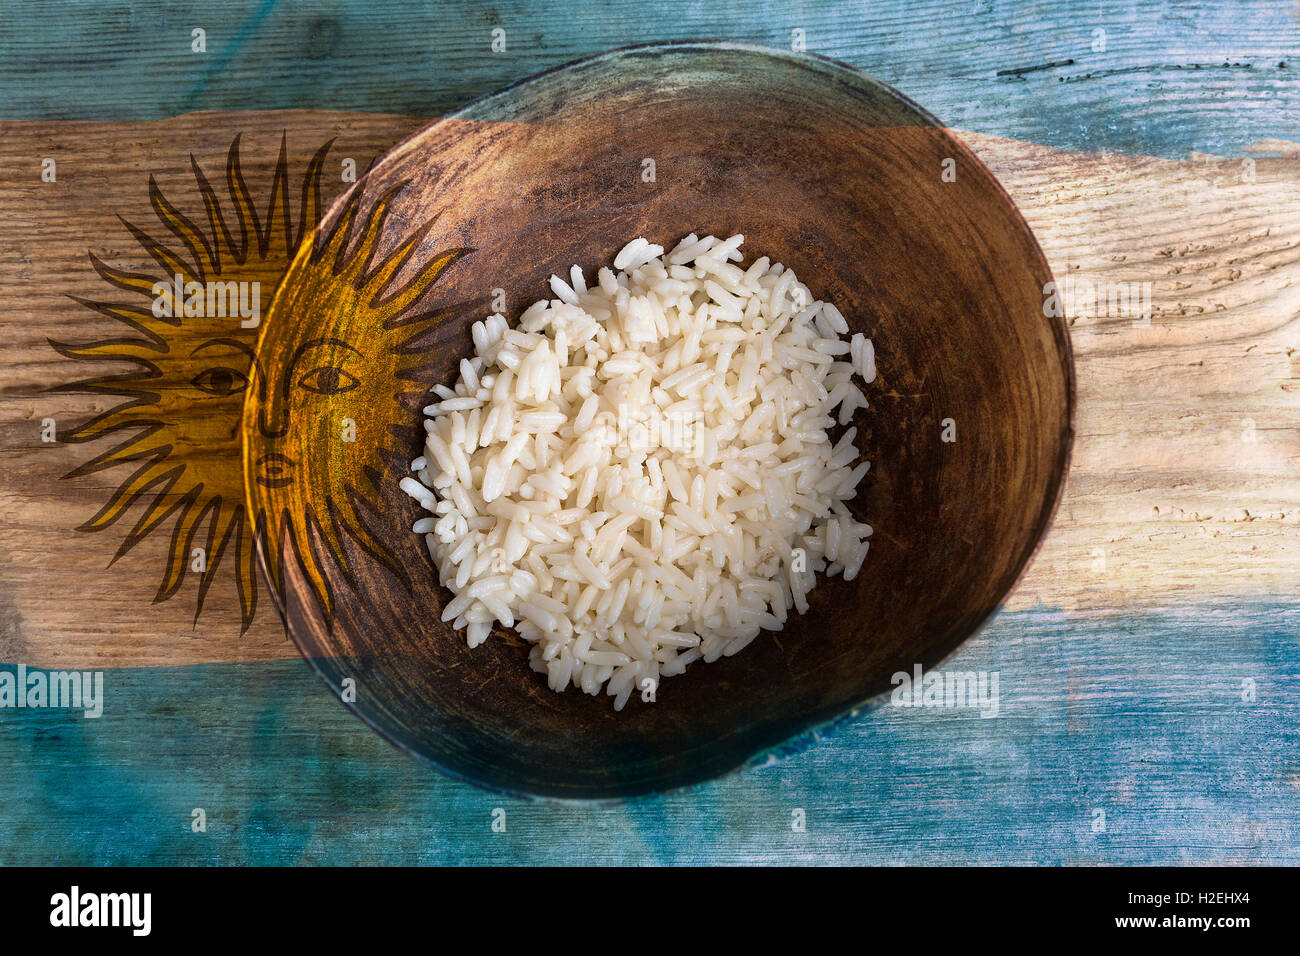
(403, 234, 876, 710)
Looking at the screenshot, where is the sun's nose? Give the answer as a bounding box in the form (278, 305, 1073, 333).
(257, 400, 290, 439)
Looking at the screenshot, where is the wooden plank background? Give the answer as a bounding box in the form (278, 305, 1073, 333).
(0, 0, 1297, 864)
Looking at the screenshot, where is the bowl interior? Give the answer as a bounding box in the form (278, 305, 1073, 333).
(244, 43, 1072, 799)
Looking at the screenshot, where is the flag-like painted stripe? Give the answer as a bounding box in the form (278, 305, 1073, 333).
(1, 112, 1296, 671)
(1, 602, 1296, 864)
(0, 1, 1297, 159)
(0, 3, 1296, 862)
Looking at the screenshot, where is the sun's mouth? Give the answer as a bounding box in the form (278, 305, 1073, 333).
(255, 453, 296, 488)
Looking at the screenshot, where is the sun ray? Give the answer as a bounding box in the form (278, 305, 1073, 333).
(234, 508, 266, 627)
(81, 458, 181, 535)
(298, 139, 334, 252)
(65, 295, 179, 347)
(86, 251, 167, 299)
(47, 369, 159, 411)
(63, 429, 168, 480)
(156, 486, 218, 601)
(113, 477, 198, 566)
(258, 135, 293, 263)
(225, 134, 258, 266)
(49, 337, 165, 365)
(116, 215, 199, 286)
(148, 175, 213, 284)
(194, 500, 243, 622)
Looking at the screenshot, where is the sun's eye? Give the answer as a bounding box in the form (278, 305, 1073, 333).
(190, 366, 249, 397)
(298, 365, 359, 395)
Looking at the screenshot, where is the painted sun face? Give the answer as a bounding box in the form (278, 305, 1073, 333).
(56, 132, 467, 632)
(53, 134, 333, 630)
(242, 181, 465, 617)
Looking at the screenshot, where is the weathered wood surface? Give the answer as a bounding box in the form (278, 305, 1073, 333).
(1, 112, 1297, 667)
(3, 602, 1296, 864)
(967, 131, 1300, 613)
(0, 114, 416, 666)
(2, 0, 1297, 160)
(0, 0, 1297, 863)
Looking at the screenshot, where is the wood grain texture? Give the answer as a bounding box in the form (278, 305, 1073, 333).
(2, 602, 1295, 864)
(2, 110, 1296, 669)
(0, 113, 420, 667)
(965, 132, 1300, 613)
(1, 0, 1297, 160)
(0, 0, 1297, 861)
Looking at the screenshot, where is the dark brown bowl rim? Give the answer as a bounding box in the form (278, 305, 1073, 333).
(250, 40, 1077, 804)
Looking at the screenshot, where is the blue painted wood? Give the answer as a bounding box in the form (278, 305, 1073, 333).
(0, 1, 1297, 158)
(2, 602, 1295, 864)
(2, 0, 1297, 865)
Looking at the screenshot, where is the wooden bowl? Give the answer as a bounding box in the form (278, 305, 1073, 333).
(243, 43, 1074, 799)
